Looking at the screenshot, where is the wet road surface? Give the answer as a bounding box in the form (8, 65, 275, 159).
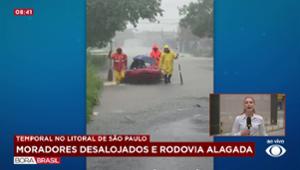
(87, 41, 213, 170)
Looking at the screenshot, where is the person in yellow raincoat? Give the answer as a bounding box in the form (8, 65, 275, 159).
(159, 45, 178, 84)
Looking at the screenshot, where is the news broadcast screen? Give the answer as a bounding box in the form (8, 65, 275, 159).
(1, 0, 299, 170)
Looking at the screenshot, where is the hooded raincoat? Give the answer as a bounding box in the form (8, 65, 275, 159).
(150, 44, 161, 66)
(159, 45, 177, 75)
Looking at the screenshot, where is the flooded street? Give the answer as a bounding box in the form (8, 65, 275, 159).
(87, 39, 213, 170)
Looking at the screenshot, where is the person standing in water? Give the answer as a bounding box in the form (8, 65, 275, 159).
(109, 47, 128, 84)
(150, 44, 161, 66)
(159, 45, 178, 84)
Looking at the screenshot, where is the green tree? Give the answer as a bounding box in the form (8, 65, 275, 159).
(87, 0, 163, 48)
(179, 0, 213, 38)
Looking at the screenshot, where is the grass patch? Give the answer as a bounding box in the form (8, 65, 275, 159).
(86, 52, 107, 122)
(88, 53, 108, 71)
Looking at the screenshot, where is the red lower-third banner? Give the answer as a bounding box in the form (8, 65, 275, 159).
(14, 135, 255, 157)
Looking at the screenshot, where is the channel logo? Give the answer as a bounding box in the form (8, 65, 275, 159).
(13, 157, 61, 164)
(14, 157, 36, 164)
(265, 144, 286, 157)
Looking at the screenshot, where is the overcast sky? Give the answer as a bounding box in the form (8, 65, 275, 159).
(128, 0, 197, 32)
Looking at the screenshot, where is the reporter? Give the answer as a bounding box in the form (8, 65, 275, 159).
(232, 96, 267, 136)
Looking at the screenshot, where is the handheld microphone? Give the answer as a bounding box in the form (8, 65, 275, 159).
(247, 117, 252, 130)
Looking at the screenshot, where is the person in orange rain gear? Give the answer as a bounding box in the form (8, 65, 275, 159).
(109, 47, 128, 84)
(150, 44, 161, 66)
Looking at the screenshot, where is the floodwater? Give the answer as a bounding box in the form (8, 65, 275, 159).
(87, 38, 213, 170)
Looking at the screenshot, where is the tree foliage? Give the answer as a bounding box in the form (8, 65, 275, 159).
(179, 0, 213, 38)
(87, 0, 163, 47)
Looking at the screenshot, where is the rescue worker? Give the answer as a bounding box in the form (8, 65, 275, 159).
(159, 45, 178, 84)
(109, 47, 127, 84)
(150, 44, 161, 66)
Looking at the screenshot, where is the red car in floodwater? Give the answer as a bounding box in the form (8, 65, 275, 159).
(124, 55, 162, 84)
